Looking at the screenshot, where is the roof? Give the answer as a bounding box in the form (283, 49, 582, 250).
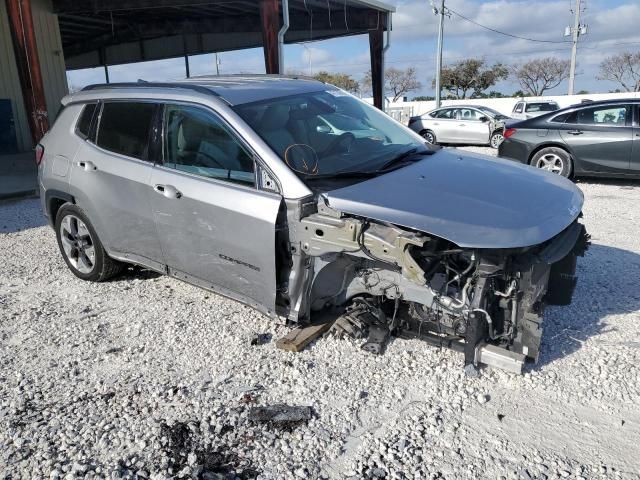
(53, 0, 394, 70)
(76, 75, 332, 105)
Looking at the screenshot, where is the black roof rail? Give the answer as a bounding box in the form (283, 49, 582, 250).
(81, 82, 219, 97)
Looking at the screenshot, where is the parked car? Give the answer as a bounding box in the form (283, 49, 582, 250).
(499, 99, 640, 178)
(37, 77, 588, 373)
(511, 100, 560, 120)
(408, 105, 509, 148)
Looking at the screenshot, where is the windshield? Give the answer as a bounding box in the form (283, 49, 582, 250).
(477, 106, 509, 120)
(526, 102, 560, 113)
(233, 89, 428, 178)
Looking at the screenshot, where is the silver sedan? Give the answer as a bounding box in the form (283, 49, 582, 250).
(408, 105, 510, 148)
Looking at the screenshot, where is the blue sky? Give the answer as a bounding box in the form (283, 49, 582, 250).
(67, 0, 640, 97)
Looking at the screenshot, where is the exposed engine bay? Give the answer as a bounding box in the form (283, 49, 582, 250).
(278, 198, 589, 374)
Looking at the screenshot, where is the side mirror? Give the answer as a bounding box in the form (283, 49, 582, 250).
(316, 124, 332, 134)
(479, 116, 489, 122)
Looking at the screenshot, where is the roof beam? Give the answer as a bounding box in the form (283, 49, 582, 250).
(53, 0, 254, 14)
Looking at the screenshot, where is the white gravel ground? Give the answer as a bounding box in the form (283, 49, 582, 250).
(2, 148, 640, 479)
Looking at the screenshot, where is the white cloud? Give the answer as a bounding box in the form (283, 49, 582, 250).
(300, 46, 334, 68)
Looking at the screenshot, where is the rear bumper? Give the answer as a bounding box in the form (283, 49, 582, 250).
(498, 139, 530, 165)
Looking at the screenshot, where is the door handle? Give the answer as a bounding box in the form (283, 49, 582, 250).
(75, 160, 97, 171)
(458, 124, 466, 127)
(154, 184, 182, 199)
(566, 130, 584, 135)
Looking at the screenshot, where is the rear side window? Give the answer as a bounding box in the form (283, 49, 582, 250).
(525, 102, 559, 113)
(550, 112, 572, 123)
(433, 109, 454, 119)
(97, 102, 156, 160)
(568, 105, 628, 126)
(75, 103, 97, 139)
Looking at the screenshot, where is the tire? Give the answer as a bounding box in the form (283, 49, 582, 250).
(530, 147, 572, 178)
(490, 131, 503, 149)
(55, 203, 123, 282)
(421, 130, 436, 144)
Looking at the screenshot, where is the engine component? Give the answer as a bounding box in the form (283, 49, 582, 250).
(329, 298, 391, 354)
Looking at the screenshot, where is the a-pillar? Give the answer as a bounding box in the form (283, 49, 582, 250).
(260, 0, 280, 74)
(5, 0, 49, 144)
(369, 15, 386, 111)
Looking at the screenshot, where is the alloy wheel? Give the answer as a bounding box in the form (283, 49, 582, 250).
(490, 133, 503, 148)
(422, 131, 435, 144)
(535, 153, 564, 174)
(59, 214, 96, 274)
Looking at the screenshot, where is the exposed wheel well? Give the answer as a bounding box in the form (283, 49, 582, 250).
(47, 195, 74, 223)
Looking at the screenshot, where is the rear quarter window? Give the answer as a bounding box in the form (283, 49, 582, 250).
(550, 112, 572, 123)
(75, 103, 97, 139)
(96, 102, 156, 160)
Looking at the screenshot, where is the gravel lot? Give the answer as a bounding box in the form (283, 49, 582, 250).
(2, 147, 640, 479)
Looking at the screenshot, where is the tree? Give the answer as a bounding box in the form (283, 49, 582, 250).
(512, 57, 570, 96)
(362, 67, 422, 102)
(312, 71, 360, 93)
(597, 52, 640, 92)
(433, 59, 508, 99)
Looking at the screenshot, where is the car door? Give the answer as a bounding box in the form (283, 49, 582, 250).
(558, 104, 633, 174)
(68, 100, 165, 271)
(456, 108, 490, 144)
(149, 102, 282, 314)
(429, 108, 457, 142)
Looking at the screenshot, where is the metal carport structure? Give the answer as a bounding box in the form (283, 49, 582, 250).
(5, 0, 394, 147)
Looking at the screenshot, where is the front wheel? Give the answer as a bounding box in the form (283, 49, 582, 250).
(490, 131, 503, 149)
(55, 204, 124, 282)
(530, 147, 572, 177)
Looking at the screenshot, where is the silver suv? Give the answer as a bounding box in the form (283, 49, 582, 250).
(38, 76, 588, 373)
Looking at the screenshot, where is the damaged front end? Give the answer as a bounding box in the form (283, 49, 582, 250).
(280, 199, 589, 374)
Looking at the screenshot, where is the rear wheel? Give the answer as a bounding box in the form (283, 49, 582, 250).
(421, 130, 436, 144)
(55, 204, 123, 282)
(530, 147, 572, 177)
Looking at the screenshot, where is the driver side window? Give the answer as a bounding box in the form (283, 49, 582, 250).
(163, 104, 255, 186)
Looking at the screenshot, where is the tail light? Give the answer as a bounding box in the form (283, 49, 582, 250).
(503, 128, 517, 139)
(35, 144, 45, 166)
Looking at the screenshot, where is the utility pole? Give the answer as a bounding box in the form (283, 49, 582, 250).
(566, 0, 587, 95)
(433, 0, 445, 108)
(215, 53, 220, 75)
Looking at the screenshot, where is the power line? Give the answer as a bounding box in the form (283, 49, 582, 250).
(447, 7, 571, 44)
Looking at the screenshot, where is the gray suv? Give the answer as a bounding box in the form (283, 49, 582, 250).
(38, 76, 588, 373)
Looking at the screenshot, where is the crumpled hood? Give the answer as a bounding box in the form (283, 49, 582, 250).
(324, 149, 584, 249)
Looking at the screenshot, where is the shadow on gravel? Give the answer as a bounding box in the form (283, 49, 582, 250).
(158, 421, 260, 479)
(0, 198, 46, 233)
(576, 178, 640, 188)
(536, 243, 640, 368)
(108, 265, 163, 282)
